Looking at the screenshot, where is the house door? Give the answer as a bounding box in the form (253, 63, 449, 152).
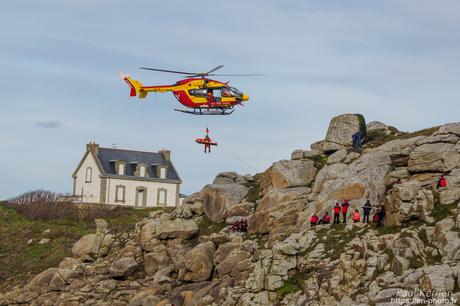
(136, 187, 146, 207)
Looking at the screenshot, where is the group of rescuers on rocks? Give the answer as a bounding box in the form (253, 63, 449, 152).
(309, 175, 448, 228)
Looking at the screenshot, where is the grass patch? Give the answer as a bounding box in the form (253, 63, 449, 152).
(308, 154, 329, 170)
(409, 257, 424, 269)
(430, 203, 457, 222)
(354, 113, 367, 139)
(198, 216, 227, 236)
(316, 224, 366, 260)
(375, 225, 400, 236)
(278, 273, 302, 300)
(0, 201, 168, 292)
(245, 174, 261, 203)
(364, 125, 439, 149)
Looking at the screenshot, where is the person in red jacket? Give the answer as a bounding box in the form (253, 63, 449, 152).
(318, 212, 331, 224)
(341, 199, 350, 223)
(352, 209, 360, 223)
(310, 215, 319, 226)
(437, 175, 447, 189)
(373, 209, 380, 223)
(333, 203, 341, 225)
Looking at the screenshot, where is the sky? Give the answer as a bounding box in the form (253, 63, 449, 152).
(1, 0, 460, 199)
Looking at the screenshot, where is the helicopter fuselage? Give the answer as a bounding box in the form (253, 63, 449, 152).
(123, 76, 249, 110)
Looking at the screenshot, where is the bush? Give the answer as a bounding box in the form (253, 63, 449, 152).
(6, 190, 108, 221)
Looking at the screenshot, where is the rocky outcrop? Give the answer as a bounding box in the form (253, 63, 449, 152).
(311, 114, 365, 152)
(179, 241, 215, 282)
(4, 116, 460, 306)
(199, 183, 249, 222)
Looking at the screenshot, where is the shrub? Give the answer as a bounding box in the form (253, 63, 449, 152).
(6, 190, 108, 221)
(354, 113, 367, 139)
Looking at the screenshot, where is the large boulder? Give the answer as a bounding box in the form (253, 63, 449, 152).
(312, 114, 365, 152)
(29, 268, 77, 290)
(312, 150, 392, 210)
(375, 136, 425, 167)
(71, 232, 114, 259)
(270, 160, 317, 188)
(260, 160, 316, 196)
(144, 244, 171, 276)
(257, 187, 310, 212)
(408, 143, 460, 172)
(199, 183, 249, 222)
(179, 241, 215, 282)
(137, 215, 199, 251)
(434, 122, 460, 137)
(109, 257, 138, 279)
(367, 121, 389, 132)
(214, 242, 254, 285)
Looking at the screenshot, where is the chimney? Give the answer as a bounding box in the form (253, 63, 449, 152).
(160, 149, 171, 162)
(86, 142, 100, 155)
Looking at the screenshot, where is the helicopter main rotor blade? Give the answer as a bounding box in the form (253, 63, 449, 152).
(208, 73, 264, 76)
(203, 65, 225, 75)
(139, 67, 197, 75)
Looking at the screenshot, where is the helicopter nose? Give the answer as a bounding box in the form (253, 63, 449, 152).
(242, 94, 249, 101)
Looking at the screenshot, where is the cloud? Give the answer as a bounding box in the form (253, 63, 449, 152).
(34, 120, 61, 129)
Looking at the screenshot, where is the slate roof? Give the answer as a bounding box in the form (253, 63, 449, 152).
(96, 147, 181, 182)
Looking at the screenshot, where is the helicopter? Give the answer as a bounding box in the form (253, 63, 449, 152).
(122, 65, 259, 115)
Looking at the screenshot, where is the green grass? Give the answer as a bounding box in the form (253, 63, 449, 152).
(430, 203, 457, 222)
(375, 225, 400, 236)
(316, 224, 366, 260)
(278, 273, 302, 299)
(0, 202, 169, 292)
(308, 154, 329, 170)
(364, 125, 439, 149)
(245, 174, 261, 203)
(354, 113, 367, 139)
(198, 216, 227, 236)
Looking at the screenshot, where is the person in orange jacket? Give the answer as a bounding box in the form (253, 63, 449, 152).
(310, 214, 319, 226)
(333, 203, 341, 225)
(341, 199, 350, 223)
(352, 209, 360, 223)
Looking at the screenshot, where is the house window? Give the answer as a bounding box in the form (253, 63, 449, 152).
(139, 166, 146, 177)
(157, 188, 167, 206)
(118, 163, 125, 175)
(85, 167, 92, 183)
(115, 185, 126, 202)
(160, 167, 166, 179)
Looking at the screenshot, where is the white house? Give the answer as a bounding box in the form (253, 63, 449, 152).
(72, 142, 183, 207)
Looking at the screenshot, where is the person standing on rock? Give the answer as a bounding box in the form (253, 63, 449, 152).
(363, 199, 372, 223)
(333, 203, 341, 225)
(341, 199, 350, 223)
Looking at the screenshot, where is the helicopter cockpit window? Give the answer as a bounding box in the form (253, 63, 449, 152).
(229, 87, 243, 98)
(189, 89, 208, 97)
(221, 88, 231, 97)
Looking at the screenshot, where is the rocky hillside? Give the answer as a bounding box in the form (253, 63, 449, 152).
(1, 114, 460, 306)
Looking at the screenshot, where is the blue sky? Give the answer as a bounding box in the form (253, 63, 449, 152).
(1, 0, 460, 199)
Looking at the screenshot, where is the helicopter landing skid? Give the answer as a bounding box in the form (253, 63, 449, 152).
(174, 108, 235, 115)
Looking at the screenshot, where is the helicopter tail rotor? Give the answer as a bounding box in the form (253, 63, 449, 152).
(122, 75, 147, 98)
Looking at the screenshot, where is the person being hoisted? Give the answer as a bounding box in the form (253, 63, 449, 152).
(196, 128, 218, 154)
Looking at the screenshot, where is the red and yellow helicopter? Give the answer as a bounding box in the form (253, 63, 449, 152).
(122, 65, 259, 115)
